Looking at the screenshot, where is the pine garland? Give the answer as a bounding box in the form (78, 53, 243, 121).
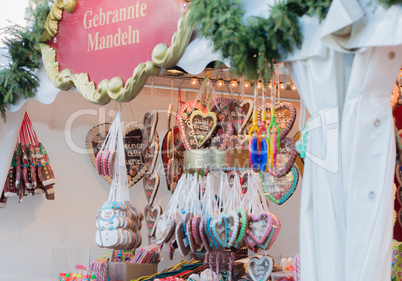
(189, 0, 401, 81)
(0, 0, 51, 121)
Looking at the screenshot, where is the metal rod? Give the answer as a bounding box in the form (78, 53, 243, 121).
(143, 84, 301, 102)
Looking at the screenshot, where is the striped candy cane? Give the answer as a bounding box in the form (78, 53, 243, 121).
(294, 254, 301, 281)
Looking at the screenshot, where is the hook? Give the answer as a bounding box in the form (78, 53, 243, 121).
(177, 78, 185, 88)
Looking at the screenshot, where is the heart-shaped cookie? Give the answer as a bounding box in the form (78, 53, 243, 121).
(246, 212, 273, 245)
(262, 166, 299, 205)
(143, 111, 158, 146)
(161, 127, 184, 191)
(396, 164, 402, 187)
(228, 135, 250, 150)
(257, 102, 296, 140)
(142, 173, 160, 205)
(205, 97, 233, 149)
(87, 122, 148, 187)
(228, 171, 249, 195)
(144, 204, 162, 237)
(228, 99, 253, 134)
(293, 131, 304, 176)
(266, 137, 297, 178)
(190, 110, 218, 148)
(143, 140, 159, 174)
(176, 216, 191, 256)
(199, 217, 213, 252)
(178, 100, 203, 150)
(154, 214, 175, 245)
(247, 256, 273, 281)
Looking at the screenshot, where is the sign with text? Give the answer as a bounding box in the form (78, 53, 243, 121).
(46, 0, 188, 87)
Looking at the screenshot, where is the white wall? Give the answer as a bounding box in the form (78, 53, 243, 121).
(0, 87, 304, 281)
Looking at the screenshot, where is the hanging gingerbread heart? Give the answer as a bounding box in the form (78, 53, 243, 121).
(204, 97, 233, 149)
(228, 171, 249, 195)
(161, 126, 184, 191)
(87, 122, 148, 187)
(142, 173, 160, 205)
(189, 110, 218, 148)
(262, 166, 299, 205)
(178, 100, 203, 150)
(246, 212, 273, 245)
(247, 256, 273, 281)
(266, 137, 297, 178)
(144, 204, 162, 237)
(143, 139, 159, 174)
(228, 135, 250, 150)
(257, 102, 296, 140)
(155, 213, 175, 245)
(143, 111, 159, 147)
(228, 99, 253, 135)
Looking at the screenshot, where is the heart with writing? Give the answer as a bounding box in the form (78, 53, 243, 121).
(142, 173, 160, 205)
(247, 256, 273, 281)
(246, 212, 273, 245)
(203, 98, 233, 149)
(228, 135, 250, 150)
(261, 166, 299, 205)
(161, 127, 184, 191)
(211, 212, 239, 248)
(190, 110, 218, 148)
(144, 204, 162, 237)
(86, 122, 148, 187)
(265, 137, 297, 178)
(144, 139, 159, 174)
(143, 111, 159, 147)
(178, 101, 204, 150)
(229, 99, 253, 135)
(257, 102, 296, 140)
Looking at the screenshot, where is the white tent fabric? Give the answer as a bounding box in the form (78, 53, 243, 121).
(285, 0, 402, 280)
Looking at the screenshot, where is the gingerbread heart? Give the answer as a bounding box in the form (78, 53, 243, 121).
(228, 135, 250, 150)
(228, 171, 249, 195)
(176, 216, 191, 256)
(199, 217, 213, 252)
(247, 256, 273, 281)
(142, 173, 160, 205)
(178, 100, 203, 150)
(161, 127, 184, 191)
(143, 111, 158, 147)
(144, 140, 159, 174)
(262, 166, 299, 205)
(265, 137, 297, 178)
(228, 99, 253, 134)
(144, 204, 162, 237)
(257, 102, 296, 140)
(204, 97, 233, 149)
(396, 164, 402, 187)
(293, 131, 304, 176)
(87, 122, 148, 187)
(190, 111, 218, 148)
(154, 213, 175, 245)
(246, 212, 273, 244)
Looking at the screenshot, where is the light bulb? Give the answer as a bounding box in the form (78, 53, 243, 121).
(191, 78, 197, 85)
(279, 82, 285, 90)
(217, 79, 224, 87)
(268, 83, 272, 89)
(230, 80, 238, 87)
(291, 84, 297, 91)
(257, 81, 262, 89)
(244, 81, 251, 88)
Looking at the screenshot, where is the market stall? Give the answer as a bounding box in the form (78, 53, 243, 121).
(0, 0, 401, 281)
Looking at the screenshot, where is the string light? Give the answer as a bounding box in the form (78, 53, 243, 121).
(291, 84, 297, 91)
(279, 82, 285, 90)
(244, 81, 251, 88)
(217, 79, 224, 87)
(257, 81, 262, 89)
(191, 78, 198, 85)
(267, 83, 272, 89)
(230, 80, 238, 87)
